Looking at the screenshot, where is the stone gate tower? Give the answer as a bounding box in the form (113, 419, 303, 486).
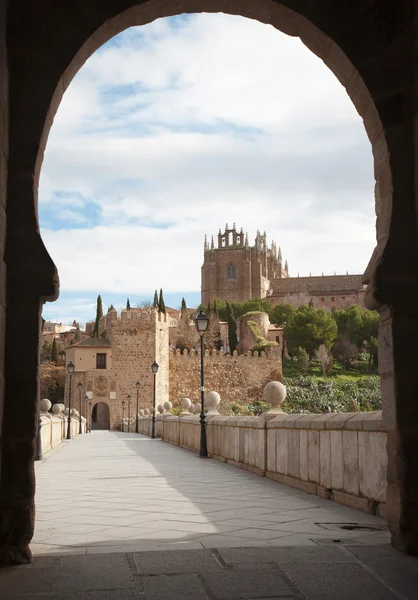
(201, 224, 288, 305)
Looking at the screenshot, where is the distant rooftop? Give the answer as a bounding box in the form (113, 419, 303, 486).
(71, 337, 111, 348)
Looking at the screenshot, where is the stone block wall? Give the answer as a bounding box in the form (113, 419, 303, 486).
(0, 0, 8, 455)
(138, 410, 387, 517)
(169, 349, 282, 407)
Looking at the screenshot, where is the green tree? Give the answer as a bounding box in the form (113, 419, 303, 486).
(50, 337, 59, 364)
(158, 288, 166, 314)
(153, 290, 159, 308)
(226, 301, 238, 353)
(295, 347, 310, 374)
(126, 298, 131, 310)
(107, 304, 115, 313)
(334, 306, 379, 368)
(73, 322, 81, 342)
(270, 303, 296, 326)
(93, 295, 103, 338)
(40, 341, 52, 363)
(181, 297, 187, 312)
(286, 306, 338, 357)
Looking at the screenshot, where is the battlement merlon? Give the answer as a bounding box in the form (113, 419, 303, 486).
(170, 348, 281, 360)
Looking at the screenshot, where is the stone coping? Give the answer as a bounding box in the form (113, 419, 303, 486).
(142, 410, 383, 431)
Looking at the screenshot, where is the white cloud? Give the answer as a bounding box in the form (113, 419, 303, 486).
(39, 13, 375, 312)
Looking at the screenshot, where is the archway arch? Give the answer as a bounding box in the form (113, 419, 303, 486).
(91, 401, 111, 430)
(2, 0, 417, 564)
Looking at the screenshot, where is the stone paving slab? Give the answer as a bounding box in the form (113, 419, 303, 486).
(31, 432, 389, 555)
(1, 546, 418, 599)
(1, 431, 417, 598)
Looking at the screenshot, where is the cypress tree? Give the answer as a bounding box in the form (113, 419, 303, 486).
(126, 298, 131, 310)
(153, 290, 159, 308)
(226, 301, 238, 353)
(107, 304, 115, 313)
(181, 297, 187, 312)
(51, 337, 59, 364)
(158, 288, 166, 314)
(73, 322, 81, 342)
(93, 295, 103, 338)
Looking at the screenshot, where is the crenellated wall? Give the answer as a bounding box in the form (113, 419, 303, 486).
(138, 410, 387, 517)
(169, 348, 282, 407)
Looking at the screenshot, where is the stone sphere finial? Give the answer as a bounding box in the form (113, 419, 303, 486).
(163, 401, 173, 414)
(205, 391, 221, 415)
(64, 407, 70, 416)
(157, 404, 164, 414)
(181, 397, 192, 415)
(189, 403, 195, 414)
(40, 398, 52, 413)
(194, 403, 201, 414)
(144, 408, 150, 416)
(71, 409, 78, 417)
(52, 403, 63, 415)
(139, 409, 144, 417)
(263, 381, 286, 414)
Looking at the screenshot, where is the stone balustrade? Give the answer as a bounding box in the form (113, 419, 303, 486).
(137, 384, 387, 518)
(39, 399, 86, 454)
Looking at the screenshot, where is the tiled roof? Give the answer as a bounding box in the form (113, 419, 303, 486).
(71, 337, 111, 348)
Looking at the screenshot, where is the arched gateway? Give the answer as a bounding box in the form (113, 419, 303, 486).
(0, 0, 417, 567)
(91, 403, 110, 430)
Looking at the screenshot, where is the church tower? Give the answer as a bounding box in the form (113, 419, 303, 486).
(201, 225, 286, 305)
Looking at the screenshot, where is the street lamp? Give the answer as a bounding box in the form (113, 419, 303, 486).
(78, 382, 83, 434)
(127, 394, 131, 432)
(151, 361, 159, 439)
(135, 380, 141, 433)
(66, 361, 75, 440)
(89, 400, 92, 432)
(194, 309, 210, 457)
(85, 395, 89, 433)
(121, 400, 126, 432)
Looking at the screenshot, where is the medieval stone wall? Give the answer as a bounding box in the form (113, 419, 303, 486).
(270, 274, 365, 309)
(169, 349, 282, 408)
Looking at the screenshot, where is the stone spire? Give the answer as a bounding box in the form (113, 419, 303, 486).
(204, 234, 208, 250)
(211, 235, 214, 250)
(285, 259, 289, 272)
(245, 232, 249, 247)
(278, 246, 282, 262)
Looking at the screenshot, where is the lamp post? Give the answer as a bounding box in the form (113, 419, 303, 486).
(78, 382, 83, 434)
(85, 395, 89, 433)
(151, 361, 159, 439)
(127, 394, 131, 432)
(122, 400, 126, 432)
(66, 361, 75, 440)
(136, 380, 140, 433)
(194, 309, 209, 457)
(89, 400, 92, 432)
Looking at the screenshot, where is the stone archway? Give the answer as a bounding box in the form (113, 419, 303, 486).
(1, 0, 417, 566)
(91, 402, 110, 430)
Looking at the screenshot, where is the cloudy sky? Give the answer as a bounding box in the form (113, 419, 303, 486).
(39, 13, 375, 326)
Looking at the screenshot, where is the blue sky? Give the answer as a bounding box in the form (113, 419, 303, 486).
(39, 13, 375, 326)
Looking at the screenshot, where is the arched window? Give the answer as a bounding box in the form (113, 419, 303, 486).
(227, 263, 237, 280)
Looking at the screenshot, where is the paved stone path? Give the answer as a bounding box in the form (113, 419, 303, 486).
(1, 431, 418, 599)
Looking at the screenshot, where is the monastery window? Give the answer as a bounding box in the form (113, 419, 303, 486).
(331, 296, 335, 302)
(341, 296, 345, 300)
(320, 297, 325, 303)
(226, 263, 237, 280)
(96, 353, 107, 369)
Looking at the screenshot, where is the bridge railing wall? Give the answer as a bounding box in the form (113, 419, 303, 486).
(40, 413, 86, 454)
(138, 411, 387, 518)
